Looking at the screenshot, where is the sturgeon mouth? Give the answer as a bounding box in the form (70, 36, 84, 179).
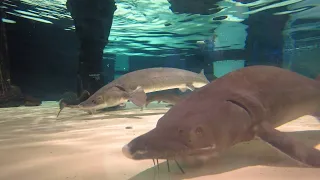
(122, 129, 217, 160)
(122, 129, 219, 175)
(122, 143, 217, 160)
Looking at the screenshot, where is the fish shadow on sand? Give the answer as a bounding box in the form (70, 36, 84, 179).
(57, 108, 167, 121)
(129, 130, 320, 180)
(83, 112, 166, 121)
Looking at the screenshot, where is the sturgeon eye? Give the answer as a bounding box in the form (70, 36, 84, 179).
(94, 96, 103, 104)
(178, 129, 184, 134)
(194, 126, 204, 136)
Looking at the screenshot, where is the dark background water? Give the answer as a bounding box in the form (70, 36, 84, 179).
(1, 0, 320, 100)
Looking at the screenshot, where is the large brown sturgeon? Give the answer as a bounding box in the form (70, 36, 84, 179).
(122, 65, 320, 168)
(57, 67, 209, 116)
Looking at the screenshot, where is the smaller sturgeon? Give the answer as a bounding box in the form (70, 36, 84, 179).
(57, 67, 209, 116)
(141, 91, 189, 110)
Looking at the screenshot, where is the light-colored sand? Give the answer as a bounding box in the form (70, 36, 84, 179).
(0, 101, 319, 180)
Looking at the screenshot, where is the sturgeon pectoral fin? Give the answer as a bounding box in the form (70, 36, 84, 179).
(179, 83, 196, 92)
(256, 121, 320, 167)
(186, 84, 196, 91)
(129, 86, 147, 107)
(119, 103, 126, 107)
(179, 88, 188, 92)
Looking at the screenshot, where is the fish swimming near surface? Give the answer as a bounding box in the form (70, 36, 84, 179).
(57, 67, 209, 117)
(122, 65, 320, 171)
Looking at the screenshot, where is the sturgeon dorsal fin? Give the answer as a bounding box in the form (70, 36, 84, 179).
(199, 69, 210, 83)
(199, 69, 205, 76)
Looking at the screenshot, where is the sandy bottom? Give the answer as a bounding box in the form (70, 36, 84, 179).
(0, 101, 319, 180)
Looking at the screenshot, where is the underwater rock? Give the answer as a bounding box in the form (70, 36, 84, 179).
(24, 95, 41, 106)
(0, 85, 25, 108)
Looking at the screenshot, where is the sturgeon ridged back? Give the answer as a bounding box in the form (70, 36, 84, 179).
(102, 68, 209, 93)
